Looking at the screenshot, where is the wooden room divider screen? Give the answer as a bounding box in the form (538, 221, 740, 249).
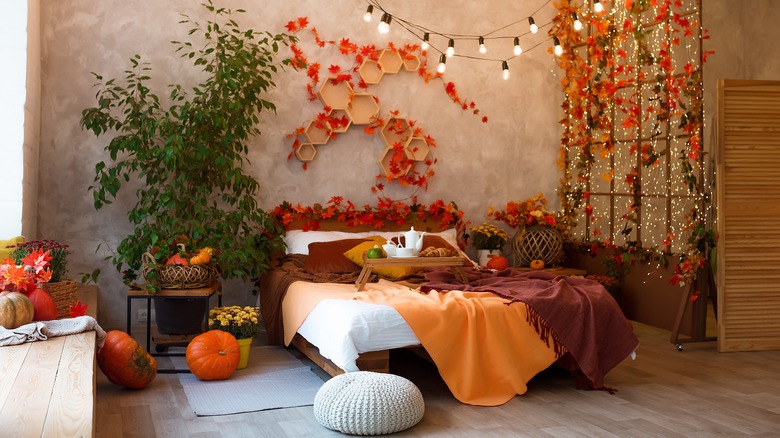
(716, 80, 780, 352)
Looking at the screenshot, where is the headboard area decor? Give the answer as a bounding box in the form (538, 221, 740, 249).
(271, 196, 468, 248)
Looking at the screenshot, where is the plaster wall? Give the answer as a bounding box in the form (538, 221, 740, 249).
(38, 0, 563, 329)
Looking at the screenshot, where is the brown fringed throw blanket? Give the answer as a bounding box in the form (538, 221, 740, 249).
(421, 268, 640, 390)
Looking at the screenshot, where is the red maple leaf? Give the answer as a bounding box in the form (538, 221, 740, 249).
(296, 17, 309, 29)
(69, 300, 88, 318)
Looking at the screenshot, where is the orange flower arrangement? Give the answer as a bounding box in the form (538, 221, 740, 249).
(487, 193, 558, 229)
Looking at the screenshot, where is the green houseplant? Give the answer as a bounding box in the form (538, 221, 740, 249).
(81, 2, 291, 305)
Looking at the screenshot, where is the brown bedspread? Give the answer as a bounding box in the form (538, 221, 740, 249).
(422, 268, 640, 390)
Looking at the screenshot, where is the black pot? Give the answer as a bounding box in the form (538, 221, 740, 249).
(154, 297, 207, 335)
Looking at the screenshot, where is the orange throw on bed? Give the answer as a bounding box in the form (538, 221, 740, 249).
(354, 288, 558, 406)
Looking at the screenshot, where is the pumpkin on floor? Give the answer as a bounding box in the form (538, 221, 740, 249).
(27, 288, 59, 321)
(0, 291, 35, 329)
(186, 329, 240, 381)
(97, 330, 158, 389)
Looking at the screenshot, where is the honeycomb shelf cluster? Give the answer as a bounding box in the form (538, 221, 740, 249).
(294, 48, 427, 178)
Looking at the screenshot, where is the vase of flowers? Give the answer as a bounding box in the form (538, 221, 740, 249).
(488, 193, 564, 267)
(10, 240, 76, 318)
(208, 305, 260, 369)
(469, 223, 509, 266)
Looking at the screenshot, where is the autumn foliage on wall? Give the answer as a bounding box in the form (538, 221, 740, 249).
(283, 17, 485, 196)
(552, 0, 714, 287)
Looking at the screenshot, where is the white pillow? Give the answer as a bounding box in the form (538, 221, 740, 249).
(284, 228, 460, 255)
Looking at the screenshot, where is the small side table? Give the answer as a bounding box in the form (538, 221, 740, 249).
(126, 282, 222, 373)
(356, 254, 468, 291)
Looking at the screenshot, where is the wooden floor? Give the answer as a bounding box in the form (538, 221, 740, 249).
(96, 319, 780, 437)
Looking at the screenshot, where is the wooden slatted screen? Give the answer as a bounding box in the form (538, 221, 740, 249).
(717, 80, 780, 352)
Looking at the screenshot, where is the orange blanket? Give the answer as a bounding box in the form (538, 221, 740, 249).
(354, 288, 558, 406)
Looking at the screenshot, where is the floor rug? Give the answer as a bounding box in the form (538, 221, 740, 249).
(172, 345, 325, 416)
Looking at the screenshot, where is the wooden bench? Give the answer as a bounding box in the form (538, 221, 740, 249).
(0, 285, 98, 437)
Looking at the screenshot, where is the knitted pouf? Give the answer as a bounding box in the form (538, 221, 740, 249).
(313, 371, 425, 435)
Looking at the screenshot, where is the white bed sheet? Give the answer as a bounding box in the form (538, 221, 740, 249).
(295, 298, 420, 372)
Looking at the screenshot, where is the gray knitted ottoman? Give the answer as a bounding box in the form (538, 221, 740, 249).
(313, 371, 425, 435)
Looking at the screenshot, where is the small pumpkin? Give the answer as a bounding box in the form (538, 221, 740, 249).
(529, 259, 546, 270)
(0, 291, 35, 329)
(186, 330, 240, 381)
(486, 255, 509, 271)
(166, 243, 190, 266)
(28, 288, 59, 321)
(97, 330, 158, 389)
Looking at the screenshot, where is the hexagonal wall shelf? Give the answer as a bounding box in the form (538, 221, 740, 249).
(403, 54, 421, 72)
(317, 77, 353, 110)
(295, 143, 317, 162)
(304, 120, 331, 145)
(377, 49, 403, 74)
(405, 136, 430, 161)
(380, 117, 412, 148)
(346, 93, 380, 125)
(358, 59, 384, 85)
(379, 147, 415, 178)
(326, 109, 351, 133)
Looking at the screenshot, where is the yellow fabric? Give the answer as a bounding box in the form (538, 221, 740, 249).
(343, 236, 420, 279)
(0, 236, 24, 262)
(354, 288, 558, 406)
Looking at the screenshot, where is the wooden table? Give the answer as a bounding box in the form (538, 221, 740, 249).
(0, 285, 98, 438)
(356, 254, 469, 291)
(126, 282, 221, 372)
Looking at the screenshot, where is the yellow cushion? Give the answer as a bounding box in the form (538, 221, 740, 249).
(0, 236, 24, 262)
(343, 236, 421, 280)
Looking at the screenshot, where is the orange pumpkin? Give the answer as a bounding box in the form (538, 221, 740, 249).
(529, 259, 546, 270)
(0, 291, 34, 329)
(486, 255, 509, 271)
(97, 330, 158, 389)
(28, 288, 59, 321)
(186, 330, 240, 381)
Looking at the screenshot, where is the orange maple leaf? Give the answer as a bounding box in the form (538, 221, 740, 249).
(70, 300, 89, 318)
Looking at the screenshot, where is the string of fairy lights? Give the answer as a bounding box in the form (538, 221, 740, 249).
(360, 0, 606, 79)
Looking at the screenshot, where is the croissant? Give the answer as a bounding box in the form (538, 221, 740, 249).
(419, 246, 457, 257)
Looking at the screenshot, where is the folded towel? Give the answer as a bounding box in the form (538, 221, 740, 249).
(0, 316, 107, 347)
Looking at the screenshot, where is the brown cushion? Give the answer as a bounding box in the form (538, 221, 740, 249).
(392, 235, 474, 267)
(305, 238, 370, 274)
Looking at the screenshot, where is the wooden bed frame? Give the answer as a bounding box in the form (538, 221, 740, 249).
(283, 216, 457, 377)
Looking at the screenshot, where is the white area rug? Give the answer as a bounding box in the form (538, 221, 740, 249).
(172, 345, 325, 416)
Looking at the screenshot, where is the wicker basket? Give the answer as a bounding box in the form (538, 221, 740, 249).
(39, 279, 78, 319)
(512, 226, 564, 267)
(142, 252, 218, 289)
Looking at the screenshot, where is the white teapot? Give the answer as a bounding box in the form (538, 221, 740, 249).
(398, 226, 426, 253)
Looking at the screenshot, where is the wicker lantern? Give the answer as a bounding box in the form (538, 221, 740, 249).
(512, 226, 564, 267)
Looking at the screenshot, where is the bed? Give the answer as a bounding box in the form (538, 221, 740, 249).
(258, 217, 639, 406)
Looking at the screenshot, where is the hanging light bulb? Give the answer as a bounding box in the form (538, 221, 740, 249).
(437, 54, 447, 74)
(446, 39, 455, 57)
(421, 32, 430, 50)
(529, 17, 538, 34)
(363, 5, 374, 23)
(594, 0, 604, 13)
(478, 36, 487, 54)
(502, 61, 510, 80)
(573, 12, 583, 31)
(513, 37, 522, 56)
(377, 13, 391, 34)
(553, 36, 563, 56)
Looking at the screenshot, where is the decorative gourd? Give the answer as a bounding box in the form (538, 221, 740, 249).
(97, 330, 157, 389)
(0, 291, 35, 329)
(186, 330, 240, 381)
(529, 259, 546, 270)
(486, 255, 509, 271)
(27, 288, 59, 321)
(189, 247, 213, 265)
(166, 243, 190, 266)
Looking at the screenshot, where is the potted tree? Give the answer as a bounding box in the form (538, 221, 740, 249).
(81, 1, 291, 333)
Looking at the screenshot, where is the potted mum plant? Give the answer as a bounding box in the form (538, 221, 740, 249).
(209, 305, 260, 369)
(80, 1, 291, 333)
(468, 223, 509, 267)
